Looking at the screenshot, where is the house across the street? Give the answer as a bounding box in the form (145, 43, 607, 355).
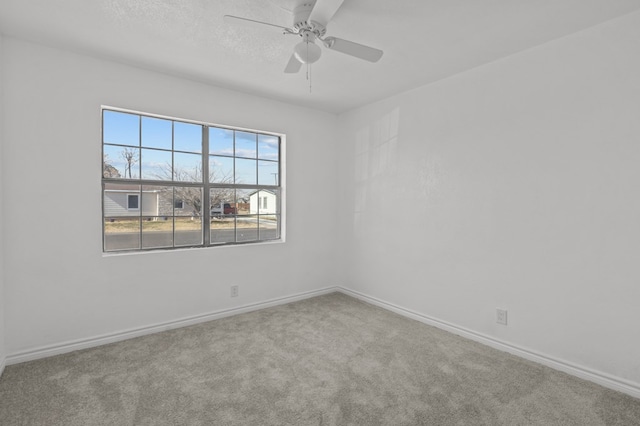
(103, 189, 159, 217)
(249, 190, 277, 215)
(104, 188, 197, 219)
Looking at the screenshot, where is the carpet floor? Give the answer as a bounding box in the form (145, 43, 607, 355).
(1, 292, 639, 425)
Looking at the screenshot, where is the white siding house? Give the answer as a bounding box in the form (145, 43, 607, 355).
(104, 190, 159, 217)
(249, 190, 277, 215)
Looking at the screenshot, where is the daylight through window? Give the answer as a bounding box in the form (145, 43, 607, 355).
(102, 108, 282, 252)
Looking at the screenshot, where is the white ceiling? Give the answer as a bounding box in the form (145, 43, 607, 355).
(1, 0, 640, 113)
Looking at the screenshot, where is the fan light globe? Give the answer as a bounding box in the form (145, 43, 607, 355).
(293, 40, 322, 64)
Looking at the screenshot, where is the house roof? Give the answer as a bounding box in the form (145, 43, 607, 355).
(248, 189, 277, 197)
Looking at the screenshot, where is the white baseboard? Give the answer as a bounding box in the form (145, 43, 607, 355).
(338, 287, 640, 400)
(6, 285, 639, 400)
(6, 286, 339, 366)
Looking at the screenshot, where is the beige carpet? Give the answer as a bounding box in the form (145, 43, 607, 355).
(1, 292, 639, 425)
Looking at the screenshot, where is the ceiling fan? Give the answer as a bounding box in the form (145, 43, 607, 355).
(224, 0, 384, 73)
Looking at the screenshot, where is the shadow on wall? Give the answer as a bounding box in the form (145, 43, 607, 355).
(353, 107, 400, 238)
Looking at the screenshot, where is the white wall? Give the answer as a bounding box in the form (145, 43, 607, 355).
(338, 10, 640, 389)
(3, 9, 639, 395)
(2, 38, 339, 356)
(0, 34, 6, 375)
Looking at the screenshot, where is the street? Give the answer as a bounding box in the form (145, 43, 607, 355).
(104, 228, 279, 251)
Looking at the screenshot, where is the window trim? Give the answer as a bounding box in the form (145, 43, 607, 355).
(102, 106, 285, 253)
(127, 194, 140, 210)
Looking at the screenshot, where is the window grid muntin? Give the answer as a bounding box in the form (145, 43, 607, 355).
(102, 108, 281, 252)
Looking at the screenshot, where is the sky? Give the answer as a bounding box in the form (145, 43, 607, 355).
(103, 109, 279, 185)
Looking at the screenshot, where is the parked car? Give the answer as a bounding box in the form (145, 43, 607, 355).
(211, 202, 236, 217)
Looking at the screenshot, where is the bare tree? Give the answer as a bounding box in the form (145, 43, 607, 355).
(154, 163, 234, 217)
(208, 173, 235, 209)
(103, 153, 121, 178)
(175, 186, 204, 217)
(121, 148, 138, 178)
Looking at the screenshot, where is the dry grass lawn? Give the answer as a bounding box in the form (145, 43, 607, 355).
(105, 217, 276, 233)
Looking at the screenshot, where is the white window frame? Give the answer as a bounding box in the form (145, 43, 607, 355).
(102, 107, 284, 253)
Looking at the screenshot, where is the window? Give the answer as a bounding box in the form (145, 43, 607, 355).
(102, 108, 282, 252)
(127, 194, 139, 210)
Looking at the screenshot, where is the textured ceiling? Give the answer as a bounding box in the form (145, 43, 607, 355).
(1, 0, 640, 113)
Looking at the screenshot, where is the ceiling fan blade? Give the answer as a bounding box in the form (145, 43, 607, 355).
(284, 54, 302, 73)
(323, 37, 383, 62)
(223, 15, 290, 32)
(308, 0, 345, 27)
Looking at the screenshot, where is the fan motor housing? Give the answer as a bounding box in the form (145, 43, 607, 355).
(292, 3, 326, 37)
(293, 3, 314, 27)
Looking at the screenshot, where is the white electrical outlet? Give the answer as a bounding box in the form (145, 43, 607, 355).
(231, 285, 239, 298)
(496, 308, 508, 325)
